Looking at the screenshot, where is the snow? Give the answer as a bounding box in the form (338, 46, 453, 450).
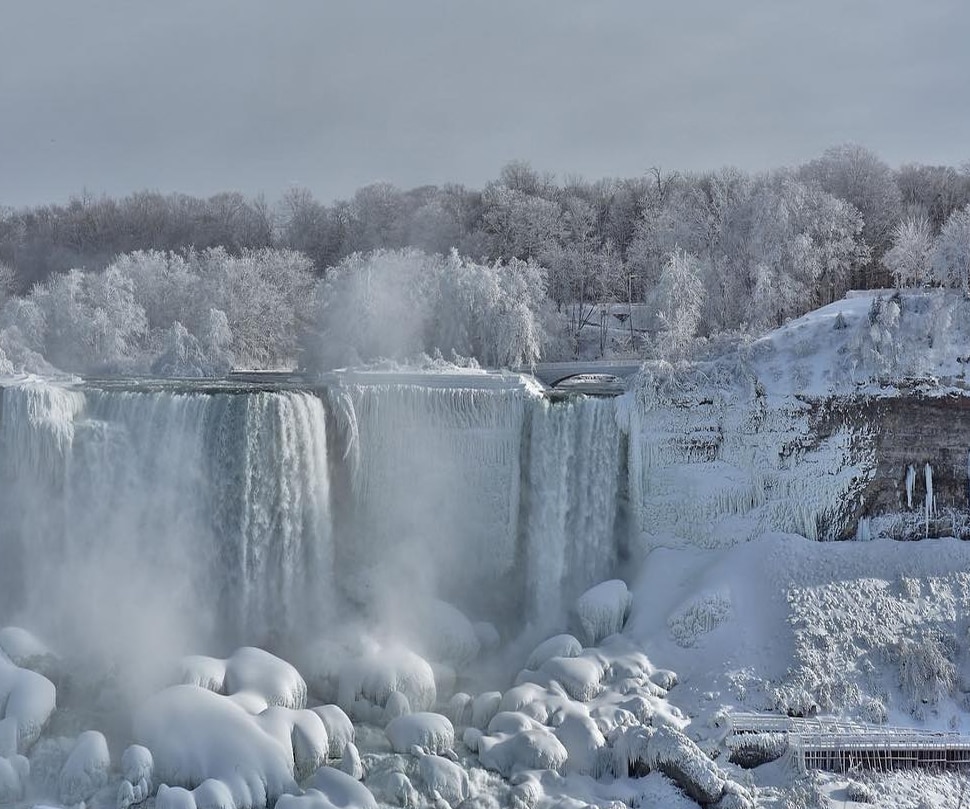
(525, 634, 583, 671)
(336, 646, 437, 720)
(309, 705, 354, 760)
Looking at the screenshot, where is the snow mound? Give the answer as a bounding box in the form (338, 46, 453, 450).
(58, 730, 110, 805)
(553, 714, 608, 776)
(0, 656, 56, 754)
(571, 580, 631, 646)
(417, 752, 470, 805)
(177, 648, 307, 709)
(471, 691, 502, 730)
(310, 705, 354, 760)
(477, 727, 568, 778)
(337, 647, 436, 720)
(384, 713, 455, 754)
(525, 634, 583, 671)
(526, 654, 608, 702)
(646, 725, 725, 805)
(296, 766, 377, 809)
(256, 706, 329, 780)
(133, 684, 299, 809)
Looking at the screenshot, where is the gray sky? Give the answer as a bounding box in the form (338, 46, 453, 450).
(2, 0, 968, 207)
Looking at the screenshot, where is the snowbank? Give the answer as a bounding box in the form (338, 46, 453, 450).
(384, 713, 454, 755)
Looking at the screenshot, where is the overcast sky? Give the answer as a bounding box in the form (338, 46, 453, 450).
(2, 1, 969, 207)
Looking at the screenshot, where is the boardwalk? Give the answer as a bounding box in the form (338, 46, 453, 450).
(727, 713, 970, 774)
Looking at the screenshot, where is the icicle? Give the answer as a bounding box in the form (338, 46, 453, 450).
(905, 464, 916, 510)
(925, 462, 935, 537)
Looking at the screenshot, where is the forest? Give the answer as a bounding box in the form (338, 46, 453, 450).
(1, 143, 969, 377)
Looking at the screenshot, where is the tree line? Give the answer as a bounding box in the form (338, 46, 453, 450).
(1, 144, 969, 375)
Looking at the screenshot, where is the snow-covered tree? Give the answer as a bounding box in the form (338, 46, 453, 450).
(884, 215, 933, 287)
(652, 248, 704, 360)
(304, 248, 550, 371)
(930, 204, 970, 294)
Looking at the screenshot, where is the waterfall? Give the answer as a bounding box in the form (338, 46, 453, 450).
(524, 396, 624, 623)
(1, 373, 633, 649)
(0, 379, 334, 652)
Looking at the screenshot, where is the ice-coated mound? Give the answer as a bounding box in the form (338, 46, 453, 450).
(0, 755, 29, 803)
(646, 725, 726, 805)
(417, 752, 470, 806)
(257, 706, 329, 781)
(133, 684, 298, 809)
(310, 705, 354, 760)
(225, 647, 307, 709)
(122, 744, 154, 785)
(524, 654, 608, 702)
(384, 713, 455, 755)
(337, 647, 436, 719)
(0, 656, 56, 754)
(571, 580, 632, 646)
(58, 730, 111, 805)
(178, 655, 228, 693)
(285, 766, 377, 809)
(477, 727, 568, 778)
(471, 691, 502, 730)
(177, 648, 307, 710)
(553, 714, 607, 776)
(525, 634, 583, 671)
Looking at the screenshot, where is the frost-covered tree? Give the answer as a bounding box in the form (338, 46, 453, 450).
(930, 204, 970, 294)
(884, 215, 933, 287)
(304, 248, 550, 370)
(651, 248, 704, 360)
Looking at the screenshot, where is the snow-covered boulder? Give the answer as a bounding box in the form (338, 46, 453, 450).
(0, 657, 56, 753)
(178, 655, 228, 693)
(0, 755, 29, 803)
(310, 705, 354, 760)
(382, 691, 411, 725)
(134, 684, 298, 809)
(256, 706, 330, 780)
(473, 622, 501, 654)
(447, 692, 472, 727)
(384, 713, 455, 755)
(337, 648, 436, 718)
(554, 714, 607, 776)
(471, 691, 502, 730)
(530, 654, 607, 702)
(58, 730, 110, 805)
(525, 634, 583, 671)
(338, 743, 362, 780)
(224, 648, 307, 710)
(417, 753, 470, 805)
(477, 728, 568, 778)
(302, 766, 377, 809)
(121, 744, 154, 786)
(571, 580, 631, 646)
(177, 648, 307, 710)
(646, 726, 725, 805)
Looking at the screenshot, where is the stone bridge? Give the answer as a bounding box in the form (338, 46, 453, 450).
(515, 360, 644, 389)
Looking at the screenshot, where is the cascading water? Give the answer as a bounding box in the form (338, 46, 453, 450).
(0, 373, 634, 656)
(0, 379, 334, 656)
(524, 396, 624, 623)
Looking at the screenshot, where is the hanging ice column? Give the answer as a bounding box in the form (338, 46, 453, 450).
(906, 464, 917, 510)
(925, 462, 935, 537)
(0, 380, 335, 649)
